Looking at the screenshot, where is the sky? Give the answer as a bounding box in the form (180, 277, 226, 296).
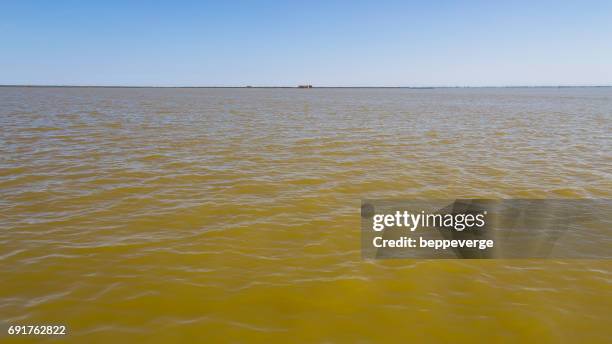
(1, 1, 611, 87)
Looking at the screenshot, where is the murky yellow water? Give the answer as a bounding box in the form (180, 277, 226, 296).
(1, 87, 611, 343)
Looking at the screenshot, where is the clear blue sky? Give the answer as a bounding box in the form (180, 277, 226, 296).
(1, 1, 611, 86)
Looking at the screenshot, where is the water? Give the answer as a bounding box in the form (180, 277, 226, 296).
(1, 87, 611, 342)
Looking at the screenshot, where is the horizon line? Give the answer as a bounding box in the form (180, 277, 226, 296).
(1, 84, 611, 89)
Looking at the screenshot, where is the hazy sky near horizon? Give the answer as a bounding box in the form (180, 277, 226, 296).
(1, 1, 611, 86)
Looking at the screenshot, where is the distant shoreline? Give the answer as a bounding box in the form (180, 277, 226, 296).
(0, 85, 610, 89)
